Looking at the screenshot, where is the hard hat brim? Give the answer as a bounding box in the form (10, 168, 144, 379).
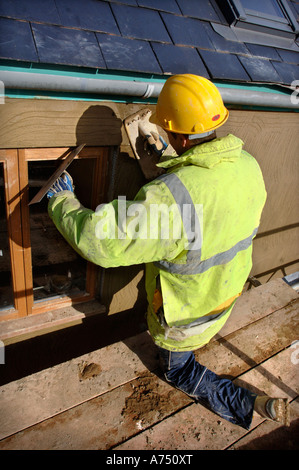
(149, 111, 160, 127)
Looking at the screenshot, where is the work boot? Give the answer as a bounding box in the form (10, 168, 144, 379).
(254, 396, 290, 426)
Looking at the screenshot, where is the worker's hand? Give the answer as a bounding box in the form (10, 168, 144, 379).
(143, 132, 168, 157)
(47, 171, 74, 199)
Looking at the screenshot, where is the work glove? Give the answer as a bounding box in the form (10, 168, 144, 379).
(139, 122, 168, 157)
(47, 171, 74, 199)
(144, 132, 168, 157)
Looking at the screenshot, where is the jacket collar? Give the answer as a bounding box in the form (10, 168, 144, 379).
(157, 134, 244, 170)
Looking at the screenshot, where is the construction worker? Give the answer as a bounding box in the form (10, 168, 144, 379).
(48, 74, 289, 428)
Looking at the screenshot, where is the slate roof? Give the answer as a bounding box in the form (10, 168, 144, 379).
(0, 0, 298, 86)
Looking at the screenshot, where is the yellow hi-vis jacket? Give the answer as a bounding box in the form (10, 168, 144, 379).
(48, 134, 267, 352)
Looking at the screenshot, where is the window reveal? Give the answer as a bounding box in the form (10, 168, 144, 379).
(28, 159, 95, 302)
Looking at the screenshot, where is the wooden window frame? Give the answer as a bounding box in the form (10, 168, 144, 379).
(0, 146, 109, 322)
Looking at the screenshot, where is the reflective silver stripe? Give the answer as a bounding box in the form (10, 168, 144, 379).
(156, 173, 202, 256)
(154, 173, 258, 276)
(196, 227, 258, 274)
(155, 226, 258, 275)
(180, 310, 224, 328)
(166, 306, 232, 341)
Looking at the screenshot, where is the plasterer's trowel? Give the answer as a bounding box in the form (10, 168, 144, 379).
(28, 143, 86, 205)
(124, 108, 173, 180)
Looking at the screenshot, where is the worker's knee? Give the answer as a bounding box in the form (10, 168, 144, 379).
(157, 347, 203, 394)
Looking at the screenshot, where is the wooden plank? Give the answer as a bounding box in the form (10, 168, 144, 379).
(115, 347, 298, 451)
(194, 295, 299, 378)
(0, 330, 157, 441)
(116, 398, 263, 451)
(0, 284, 297, 447)
(0, 99, 123, 148)
(0, 280, 296, 426)
(0, 378, 171, 450)
(218, 278, 298, 338)
(0, 342, 297, 450)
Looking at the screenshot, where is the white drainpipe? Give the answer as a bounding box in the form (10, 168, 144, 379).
(0, 70, 298, 109)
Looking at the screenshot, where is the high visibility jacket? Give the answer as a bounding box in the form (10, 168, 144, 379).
(48, 134, 266, 352)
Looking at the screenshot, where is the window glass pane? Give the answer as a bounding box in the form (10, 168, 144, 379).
(28, 158, 95, 302)
(240, 0, 285, 17)
(0, 163, 14, 309)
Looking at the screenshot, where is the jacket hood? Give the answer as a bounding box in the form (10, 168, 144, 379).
(157, 134, 244, 170)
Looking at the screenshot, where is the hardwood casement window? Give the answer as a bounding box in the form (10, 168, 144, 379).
(0, 146, 109, 322)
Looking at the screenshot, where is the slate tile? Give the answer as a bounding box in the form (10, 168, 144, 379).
(55, 0, 119, 34)
(151, 43, 209, 76)
(96, 33, 162, 73)
(276, 48, 299, 64)
(176, 0, 222, 22)
(105, 0, 137, 5)
(0, 0, 61, 25)
(32, 24, 106, 68)
(245, 44, 281, 61)
(199, 50, 250, 81)
(238, 56, 282, 83)
(161, 13, 214, 49)
(272, 61, 299, 84)
(137, 0, 181, 14)
(0, 18, 38, 62)
(202, 22, 249, 54)
(111, 4, 171, 42)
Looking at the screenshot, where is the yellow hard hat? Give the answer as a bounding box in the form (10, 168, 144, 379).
(150, 74, 229, 135)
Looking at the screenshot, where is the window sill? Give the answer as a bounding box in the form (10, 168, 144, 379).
(0, 300, 106, 346)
